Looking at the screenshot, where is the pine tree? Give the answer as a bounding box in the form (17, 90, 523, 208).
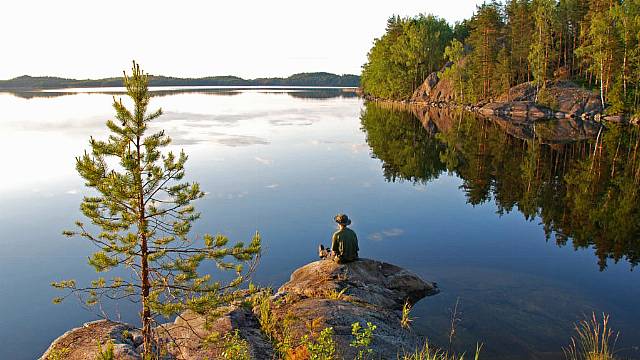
(52, 62, 261, 358)
(496, 46, 513, 98)
(529, 0, 558, 96)
(576, 0, 619, 108)
(466, 2, 504, 100)
(442, 38, 466, 103)
(506, 0, 535, 83)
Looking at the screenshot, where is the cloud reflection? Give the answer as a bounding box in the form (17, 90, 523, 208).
(368, 228, 404, 242)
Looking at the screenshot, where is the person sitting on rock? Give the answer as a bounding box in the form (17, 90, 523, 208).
(319, 213, 359, 263)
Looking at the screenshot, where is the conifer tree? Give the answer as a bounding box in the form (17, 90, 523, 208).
(576, 0, 618, 108)
(52, 62, 261, 359)
(466, 2, 504, 100)
(442, 38, 466, 102)
(506, 0, 535, 83)
(529, 0, 558, 96)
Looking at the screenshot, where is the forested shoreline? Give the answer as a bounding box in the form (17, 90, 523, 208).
(361, 0, 640, 117)
(0, 72, 360, 90)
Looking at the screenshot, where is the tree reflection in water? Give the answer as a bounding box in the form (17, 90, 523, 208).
(360, 101, 640, 270)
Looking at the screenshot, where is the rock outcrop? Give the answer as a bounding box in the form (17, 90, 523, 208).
(481, 81, 603, 120)
(41, 258, 438, 360)
(409, 69, 606, 121)
(411, 61, 457, 104)
(40, 320, 142, 360)
(272, 258, 439, 359)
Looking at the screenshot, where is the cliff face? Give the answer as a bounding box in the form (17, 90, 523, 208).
(40, 258, 438, 360)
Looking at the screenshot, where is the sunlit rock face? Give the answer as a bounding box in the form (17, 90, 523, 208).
(40, 320, 141, 360)
(272, 258, 439, 359)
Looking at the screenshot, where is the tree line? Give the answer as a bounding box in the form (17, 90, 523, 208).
(0, 72, 360, 90)
(361, 0, 640, 115)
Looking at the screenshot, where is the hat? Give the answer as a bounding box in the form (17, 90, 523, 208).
(334, 213, 352, 225)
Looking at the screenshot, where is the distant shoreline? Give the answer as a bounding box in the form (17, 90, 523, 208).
(0, 72, 360, 91)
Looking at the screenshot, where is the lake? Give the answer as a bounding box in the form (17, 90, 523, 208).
(0, 88, 638, 359)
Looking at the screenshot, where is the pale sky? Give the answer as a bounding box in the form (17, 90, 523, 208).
(1, 0, 484, 80)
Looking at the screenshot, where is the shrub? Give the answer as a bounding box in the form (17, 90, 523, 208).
(302, 327, 337, 360)
(537, 87, 559, 111)
(221, 330, 251, 360)
(95, 340, 114, 360)
(46, 347, 70, 360)
(351, 322, 377, 360)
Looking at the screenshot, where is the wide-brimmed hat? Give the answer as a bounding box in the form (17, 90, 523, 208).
(334, 213, 352, 225)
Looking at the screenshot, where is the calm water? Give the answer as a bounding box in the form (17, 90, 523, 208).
(0, 88, 638, 359)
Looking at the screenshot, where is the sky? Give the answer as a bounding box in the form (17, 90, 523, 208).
(1, 0, 485, 80)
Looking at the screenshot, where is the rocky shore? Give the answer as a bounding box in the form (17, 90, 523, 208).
(40, 259, 438, 360)
(367, 65, 637, 125)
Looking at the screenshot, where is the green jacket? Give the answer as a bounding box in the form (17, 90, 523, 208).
(331, 227, 359, 263)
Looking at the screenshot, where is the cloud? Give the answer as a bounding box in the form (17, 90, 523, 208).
(265, 184, 279, 189)
(255, 157, 274, 165)
(382, 228, 404, 237)
(211, 191, 250, 200)
(269, 119, 313, 126)
(214, 135, 270, 147)
(368, 233, 384, 241)
(309, 139, 350, 146)
(65, 189, 79, 195)
(350, 143, 369, 154)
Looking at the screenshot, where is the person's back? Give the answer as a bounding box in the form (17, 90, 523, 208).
(331, 226, 359, 263)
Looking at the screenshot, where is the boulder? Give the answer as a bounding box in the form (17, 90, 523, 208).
(278, 258, 438, 310)
(40, 320, 142, 360)
(271, 258, 439, 359)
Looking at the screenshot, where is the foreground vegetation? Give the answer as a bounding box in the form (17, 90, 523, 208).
(361, 0, 640, 115)
(51, 62, 261, 358)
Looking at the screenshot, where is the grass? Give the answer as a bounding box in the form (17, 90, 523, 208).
(563, 313, 619, 360)
(400, 342, 482, 360)
(401, 300, 414, 329)
(326, 287, 349, 301)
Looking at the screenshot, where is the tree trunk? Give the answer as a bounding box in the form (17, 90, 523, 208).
(600, 59, 605, 108)
(136, 135, 153, 358)
(623, 42, 627, 94)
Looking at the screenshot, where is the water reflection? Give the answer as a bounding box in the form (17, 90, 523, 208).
(1, 87, 357, 100)
(361, 102, 640, 270)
